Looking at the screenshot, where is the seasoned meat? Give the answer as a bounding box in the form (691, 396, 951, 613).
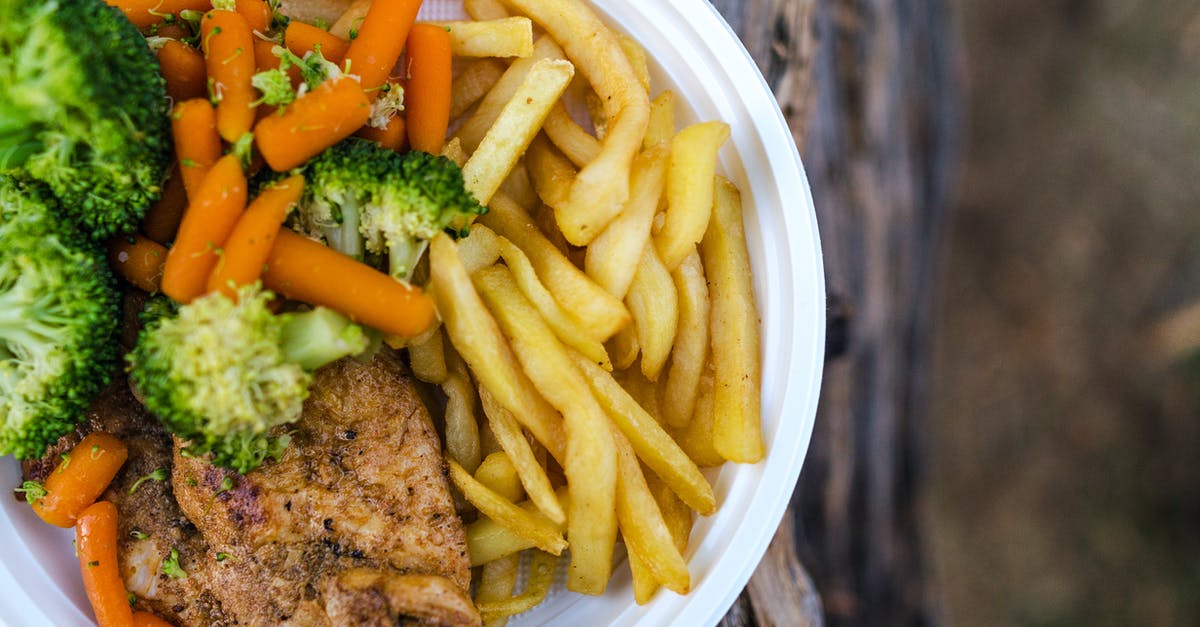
(23, 352, 479, 626)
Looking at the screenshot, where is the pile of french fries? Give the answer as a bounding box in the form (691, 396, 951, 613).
(398, 0, 764, 621)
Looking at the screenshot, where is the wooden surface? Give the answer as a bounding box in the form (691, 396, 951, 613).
(710, 0, 961, 625)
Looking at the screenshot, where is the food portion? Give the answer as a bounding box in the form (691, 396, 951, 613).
(2, 0, 768, 623)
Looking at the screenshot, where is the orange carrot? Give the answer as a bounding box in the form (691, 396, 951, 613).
(201, 10, 258, 143)
(76, 501, 134, 627)
(131, 612, 174, 627)
(207, 175, 304, 298)
(30, 433, 128, 529)
(235, 0, 272, 34)
(253, 77, 371, 171)
(252, 38, 301, 98)
(108, 235, 168, 293)
(152, 23, 190, 39)
(284, 21, 349, 64)
(341, 0, 422, 95)
(141, 165, 187, 244)
(107, 0, 211, 30)
(262, 229, 437, 337)
(405, 24, 453, 154)
(171, 99, 222, 201)
(157, 39, 207, 103)
(357, 114, 407, 152)
(162, 155, 247, 303)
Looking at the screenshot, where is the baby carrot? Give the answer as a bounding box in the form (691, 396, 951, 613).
(157, 40, 207, 103)
(76, 501, 134, 627)
(341, 0, 422, 95)
(235, 0, 272, 34)
(201, 10, 258, 143)
(207, 175, 304, 298)
(284, 21, 350, 64)
(132, 612, 174, 627)
(30, 433, 128, 528)
(141, 165, 187, 244)
(171, 99, 222, 200)
(152, 23, 191, 40)
(108, 235, 168, 293)
(162, 155, 247, 303)
(254, 77, 371, 171)
(106, 0, 211, 30)
(262, 229, 438, 338)
(357, 114, 407, 152)
(405, 23, 453, 154)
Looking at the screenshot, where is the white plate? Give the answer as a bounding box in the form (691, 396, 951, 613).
(0, 1, 824, 625)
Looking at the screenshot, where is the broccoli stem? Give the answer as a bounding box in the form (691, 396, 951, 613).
(0, 124, 42, 169)
(323, 196, 364, 260)
(388, 237, 428, 282)
(277, 307, 369, 371)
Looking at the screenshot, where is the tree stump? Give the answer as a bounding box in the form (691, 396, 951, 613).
(710, 0, 961, 625)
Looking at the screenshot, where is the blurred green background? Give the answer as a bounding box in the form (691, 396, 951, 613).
(933, 0, 1200, 624)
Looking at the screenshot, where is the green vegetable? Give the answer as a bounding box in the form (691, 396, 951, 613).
(0, 0, 171, 239)
(15, 480, 47, 504)
(293, 138, 486, 280)
(128, 468, 167, 494)
(0, 176, 119, 459)
(160, 549, 187, 579)
(128, 283, 369, 473)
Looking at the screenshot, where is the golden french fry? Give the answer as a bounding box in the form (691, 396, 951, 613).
(329, 0, 370, 39)
(494, 237, 611, 367)
(544, 101, 601, 167)
(647, 471, 692, 553)
(476, 551, 558, 622)
(457, 224, 503, 274)
(479, 386, 566, 525)
(498, 163, 540, 212)
(465, 0, 510, 20)
(584, 89, 608, 140)
(482, 193, 630, 340)
(569, 351, 715, 515)
(616, 34, 651, 94)
(674, 365, 725, 468)
(433, 18, 534, 58)
(628, 542, 660, 605)
(701, 178, 764, 463)
(614, 431, 689, 595)
(476, 555, 519, 627)
(501, 0, 651, 246)
(408, 326, 448, 385)
(608, 323, 639, 371)
(532, 202, 574, 259)
(627, 245, 678, 381)
(429, 234, 567, 458)
(467, 490, 568, 565)
(451, 58, 508, 120)
(441, 137, 467, 167)
(584, 145, 669, 300)
(525, 134, 576, 214)
(616, 367, 662, 426)
(475, 451, 525, 502)
(474, 266, 618, 595)
(662, 249, 710, 428)
(443, 348, 482, 473)
(455, 37, 567, 154)
(449, 459, 567, 555)
(655, 121, 731, 270)
(463, 58, 576, 205)
(644, 91, 676, 148)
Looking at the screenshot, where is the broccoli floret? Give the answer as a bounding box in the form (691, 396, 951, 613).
(294, 139, 486, 280)
(128, 283, 369, 473)
(0, 176, 119, 459)
(0, 0, 171, 239)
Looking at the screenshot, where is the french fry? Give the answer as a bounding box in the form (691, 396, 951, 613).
(525, 134, 575, 218)
(700, 177, 764, 463)
(475, 452, 525, 502)
(628, 542, 660, 605)
(616, 33, 651, 95)
(644, 91, 676, 148)
(449, 459, 567, 555)
(443, 349, 482, 473)
(462, 58, 576, 205)
(409, 327, 449, 384)
(543, 101, 601, 168)
(584, 145, 669, 299)
(498, 163, 540, 211)
(434, 18, 534, 58)
(632, 471, 694, 603)
(655, 121, 731, 270)
(457, 224, 503, 274)
(465, 0, 510, 20)
(466, 491, 567, 565)
(429, 234, 567, 459)
(674, 365, 725, 468)
(662, 250, 710, 428)
(476, 551, 558, 622)
(627, 246, 678, 381)
(614, 431, 689, 595)
(441, 136, 468, 168)
(455, 37, 567, 154)
(570, 351, 715, 515)
(450, 59, 508, 120)
(473, 266, 618, 595)
(609, 324, 639, 371)
(500, 0, 651, 246)
(476, 555, 520, 627)
(617, 367, 663, 426)
(482, 193, 630, 340)
(479, 386, 566, 525)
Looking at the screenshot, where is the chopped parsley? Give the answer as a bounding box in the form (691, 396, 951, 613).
(129, 468, 168, 494)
